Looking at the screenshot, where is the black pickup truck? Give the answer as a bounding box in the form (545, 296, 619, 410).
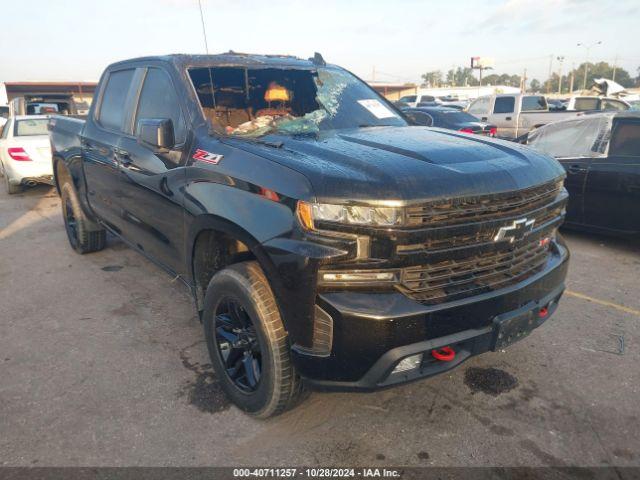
(49, 53, 569, 418)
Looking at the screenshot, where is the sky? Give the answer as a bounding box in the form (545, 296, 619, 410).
(0, 0, 638, 86)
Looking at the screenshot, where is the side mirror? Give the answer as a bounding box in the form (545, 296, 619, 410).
(405, 111, 432, 127)
(136, 118, 175, 151)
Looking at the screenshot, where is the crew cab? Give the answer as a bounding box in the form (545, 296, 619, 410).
(49, 53, 569, 417)
(467, 93, 584, 139)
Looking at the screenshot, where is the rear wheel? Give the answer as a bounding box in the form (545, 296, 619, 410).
(203, 261, 304, 418)
(60, 182, 106, 253)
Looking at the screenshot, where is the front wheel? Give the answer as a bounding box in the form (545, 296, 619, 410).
(203, 261, 304, 418)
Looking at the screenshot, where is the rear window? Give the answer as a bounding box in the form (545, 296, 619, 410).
(14, 119, 49, 136)
(420, 95, 436, 102)
(98, 69, 135, 131)
(609, 121, 640, 156)
(493, 96, 515, 114)
(527, 117, 609, 158)
(521, 96, 547, 111)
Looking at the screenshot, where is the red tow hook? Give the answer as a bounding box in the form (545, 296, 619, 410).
(431, 346, 456, 362)
(538, 306, 549, 318)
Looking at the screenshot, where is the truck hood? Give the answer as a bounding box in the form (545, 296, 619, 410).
(232, 126, 565, 203)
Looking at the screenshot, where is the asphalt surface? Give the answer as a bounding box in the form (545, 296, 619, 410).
(1, 185, 639, 467)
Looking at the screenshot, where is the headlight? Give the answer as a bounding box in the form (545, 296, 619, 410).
(297, 201, 403, 229)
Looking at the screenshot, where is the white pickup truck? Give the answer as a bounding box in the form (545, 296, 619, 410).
(467, 93, 583, 139)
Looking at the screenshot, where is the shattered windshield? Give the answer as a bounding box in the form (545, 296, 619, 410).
(188, 66, 406, 137)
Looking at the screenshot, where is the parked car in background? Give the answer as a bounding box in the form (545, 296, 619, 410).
(403, 106, 497, 136)
(466, 93, 584, 139)
(0, 115, 53, 194)
(398, 94, 437, 107)
(565, 96, 630, 112)
(547, 99, 567, 111)
(524, 112, 640, 235)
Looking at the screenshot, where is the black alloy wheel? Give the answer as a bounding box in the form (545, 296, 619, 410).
(214, 297, 262, 392)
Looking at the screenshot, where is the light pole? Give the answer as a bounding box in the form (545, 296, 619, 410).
(556, 56, 565, 94)
(577, 41, 602, 91)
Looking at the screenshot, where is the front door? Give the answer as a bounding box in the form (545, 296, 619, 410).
(491, 96, 517, 139)
(582, 119, 640, 233)
(557, 156, 590, 226)
(116, 67, 189, 276)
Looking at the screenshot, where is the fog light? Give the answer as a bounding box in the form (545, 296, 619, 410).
(392, 353, 423, 373)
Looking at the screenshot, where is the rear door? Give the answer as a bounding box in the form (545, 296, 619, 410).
(82, 68, 137, 232)
(583, 118, 640, 233)
(116, 66, 189, 275)
(491, 96, 517, 138)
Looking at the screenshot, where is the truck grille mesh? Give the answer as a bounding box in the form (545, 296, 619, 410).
(399, 240, 550, 304)
(405, 179, 564, 227)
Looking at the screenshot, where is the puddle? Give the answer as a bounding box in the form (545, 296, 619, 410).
(178, 344, 230, 414)
(464, 367, 518, 396)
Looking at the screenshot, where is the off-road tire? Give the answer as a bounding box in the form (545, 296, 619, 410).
(203, 261, 304, 418)
(60, 181, 106, 254)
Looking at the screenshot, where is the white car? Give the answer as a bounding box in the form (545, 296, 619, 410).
(0, 115, 53, 194)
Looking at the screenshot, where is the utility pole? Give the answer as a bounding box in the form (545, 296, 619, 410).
(521, 68, 527, 93)
(612, 54, 618, 82)
(556, 56, 565, 94)
(577, 41, 602, 91)
(546, 54, 554, 93)
(569, 62, 575, 93)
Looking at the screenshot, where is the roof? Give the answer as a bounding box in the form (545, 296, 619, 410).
(108, 52, 328, 70)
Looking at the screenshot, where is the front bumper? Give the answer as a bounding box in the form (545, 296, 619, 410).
(292, 241, 569, 391)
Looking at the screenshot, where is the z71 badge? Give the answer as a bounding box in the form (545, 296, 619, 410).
(192, 149, 223, 165)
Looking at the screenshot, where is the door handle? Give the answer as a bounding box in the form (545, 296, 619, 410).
(481, 117, 488, 121)
(567, 164, 587, 174)
(505, 116, 512, 121)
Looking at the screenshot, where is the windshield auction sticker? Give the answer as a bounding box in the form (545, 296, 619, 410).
(357, 99, 397, 119)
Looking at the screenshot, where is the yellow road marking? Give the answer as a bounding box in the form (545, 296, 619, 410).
(565, 290, 640, 317)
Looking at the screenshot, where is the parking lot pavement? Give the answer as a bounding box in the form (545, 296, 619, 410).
(1, 185, 639, 468)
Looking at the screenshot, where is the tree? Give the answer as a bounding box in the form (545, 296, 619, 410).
(421, 70, 443, 87)
(445, 67, 477, 87)
(529, 79, 541, 92)
(568, 61, 633, 91)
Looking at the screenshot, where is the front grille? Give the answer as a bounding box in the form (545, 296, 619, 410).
(398, 240, 550, 304)
(405, 179, 563, 227)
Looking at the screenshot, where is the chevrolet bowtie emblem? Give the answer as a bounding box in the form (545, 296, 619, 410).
(494, 218, 535, 243)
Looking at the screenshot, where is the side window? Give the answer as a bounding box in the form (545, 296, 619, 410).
(468, 97, 490, 115)
(135, 68, 186, 145)
(420, 95, 435, 103)
(493, 96, 515, 114)
(609, 122, 640, 156)
(98, 69, 135, 131)
(521, 96, 547, 111)
(602, 99, 628, 111)
(399, 95, 417, 103)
